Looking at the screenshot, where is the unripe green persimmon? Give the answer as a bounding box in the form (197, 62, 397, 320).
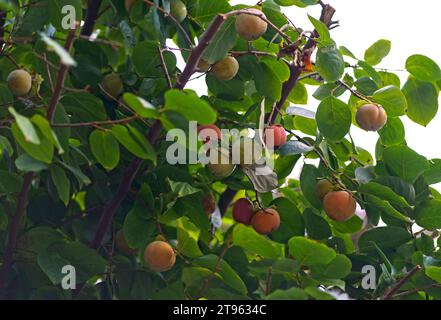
(212, 56, 239, 81)
(170, 0, 187, 23)
(235, 8, 268, 41)
(197, 59, 211, 72)
(315, 179, 333, 201)
(7, 69, 32, 97)
(101, 73, 124, 98)
(207, 148, 236, 178)
(355, 104, 388, 132)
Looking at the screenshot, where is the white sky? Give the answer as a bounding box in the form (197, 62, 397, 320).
(177, 0, 441, 189)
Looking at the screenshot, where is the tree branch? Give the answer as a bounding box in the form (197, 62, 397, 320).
(47, 25, 78, 122)
(269, 3, 336, 124)
(81, 0, 103, 36)
(0, 172, 34, 297)
(218, 187, 237, 216)
(382, 265, 422, 300)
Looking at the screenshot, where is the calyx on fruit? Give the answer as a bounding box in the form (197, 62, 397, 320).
(355, 104, 388, 132)
(235, 8, 268, 41)
(207, 147, 236, 178)
(265, 124, 287, 148)
(212, 56, 239, 81)
(7, 69, 32, 97)
(170, 0, 187, 23)
(323, 190, 356, 222)
(144, 240, 176, 272)
(315, 179, 333, 201)
(232, 198, 255, 225)
(101, 73, 124, 98)
(251, 208, 280, 234)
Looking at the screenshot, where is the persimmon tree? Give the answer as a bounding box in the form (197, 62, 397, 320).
(0, 0, 440, 300)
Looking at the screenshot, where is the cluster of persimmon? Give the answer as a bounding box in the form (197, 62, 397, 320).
(197, 123, 287, 179)
(197, 8, 268, 80)
(315, 179, 357, 222)
(116, 230, 177, 272)
(232, 198, 280, 235)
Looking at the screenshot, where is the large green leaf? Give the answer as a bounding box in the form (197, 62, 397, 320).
(372, 85, 407, 117)
(316, 46, 345, 82)
(415, 200, 441, 230)
(164, 89, 217, 124)
(358, 226, 412, 252)
(402, 77, 439, 126)
(89, 130, 120, 171)
(364, 39, 391, 66)
(11, 123, 54, 164)
(202, 17, 237, 64)
(406, 54, 441, 82)
(288, 236, 336, 266)
(111, 125, 156, 162)
(316, 97, 352, 141)
(132, 41, 176, 77)
(382, 146, 429, 183)
(378, 117, 405, 146)
(233, 224, 285, 259)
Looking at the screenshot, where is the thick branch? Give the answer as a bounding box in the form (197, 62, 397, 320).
(0, 172, 34, 297)
(269, 3, 336, 124)
(47, 26, 78, 122)
(81, 0, 103, 36)
(218, 187, 237, 216)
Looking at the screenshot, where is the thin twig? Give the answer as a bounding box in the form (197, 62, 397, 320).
(157, 46, 173, 89)
(391, 283, 441, 299)
(265, 267, 273, 296)
(382, 265, 422, 300)
(47, 25, 78, 122)
(52, 116, 139, 128)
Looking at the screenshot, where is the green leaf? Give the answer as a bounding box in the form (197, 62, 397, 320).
(415, 200, 441, 230)
(278, 141, 314, 156)
(202, 17, 237, 64)
(0, 171, 23, 194)
(308, 15, 331, 47)
(169, 180, 201, 197)
(372, 85, 407, 117)
(378, 117, 405, 146)
(50, 165, 71, 206)
(406, 54, 441, 82)
(358, 226, 412, 252)
(123, 202, 156, 249)
(402, 77, 439, 126)
(304, 208, 331, 240)
(360, 182, 409, 207)
(288, 82, 308, 104)
(266, 287, 308, 300)
(15, 154, 48, 172)
(364, 194, 410, 223)
(316, 46, 345, 82)
(233, 224, 285, 259)
(316, 97, 352, 141)
(300, 164, 322, 209)
(426, 266, 441, 284)
(111, 125, 156, 163)
(311, 254, 352, 279)
(11, 123, 54, 164)
(177, 227, 203, 258)
(122, 93, 158, 118)
(9, 108, 40, 144)
(164, 89, 217, 125)
(254, 62, 282, 101)
(270, 197, 305, 242)
(187, 0, 231, 25)
(193, 255, 247, 294)
(132, 41, 176, 77)
(31, 114, 64, 154)
(364, 39, 391, 66)
(288, 236, 336, 266)
(383, 146, 429, 183)
(59, 241, 107, 283)
(275, 0, 318, 8)
(38, 250, 71, 285)
(89, 130, 120, 171)
(48, 0, 82, 31)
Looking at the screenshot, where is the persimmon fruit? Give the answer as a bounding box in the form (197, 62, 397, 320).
(7, 69, 32, 97)
(355, 104, 388, 132)
(323, 191, 356, 222)
(251, 208, 280, 234)
(212, 56, 239, 81)
(232, 198, 255, 225)
(144, 241, 176, 272)
(235, 8, 268, 41)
